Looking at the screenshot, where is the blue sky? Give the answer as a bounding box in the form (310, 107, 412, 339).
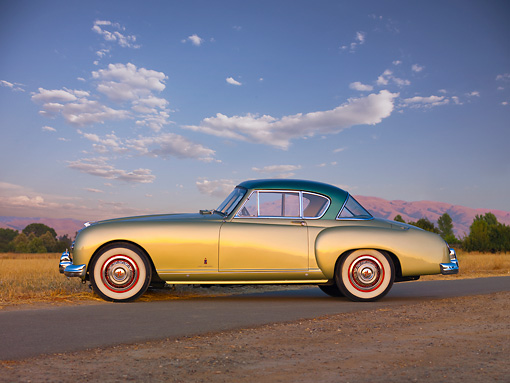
(1, 0, 509, 221)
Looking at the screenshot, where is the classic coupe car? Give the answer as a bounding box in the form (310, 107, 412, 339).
(59, 179, 458, 302)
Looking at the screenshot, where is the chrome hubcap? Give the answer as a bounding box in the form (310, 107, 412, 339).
(349, 256, 383, 291)
(102, 256, 138, 291)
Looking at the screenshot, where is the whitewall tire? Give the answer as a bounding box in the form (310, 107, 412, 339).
(336, 249, 395, 302)
(90, 243, 151, 302)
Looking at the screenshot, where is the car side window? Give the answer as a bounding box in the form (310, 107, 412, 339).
(259, 192, 300, 217)
(302, 193, 329, 218)
(237, 192, 258, 217)
(237, 191, 300, 218)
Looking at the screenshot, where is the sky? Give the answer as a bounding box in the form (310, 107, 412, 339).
(1, 0, 509, 221)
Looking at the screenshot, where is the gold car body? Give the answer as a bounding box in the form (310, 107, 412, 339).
(70, 179, 454, 286)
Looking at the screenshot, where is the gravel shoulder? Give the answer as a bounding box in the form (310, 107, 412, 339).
(1, 291, 509, 383)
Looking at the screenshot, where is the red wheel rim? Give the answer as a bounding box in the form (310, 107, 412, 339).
(347, 255, 385, 292)
(101, 255, 140, 293)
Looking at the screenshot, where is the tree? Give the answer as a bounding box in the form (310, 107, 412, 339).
(463, 213, 510, 253)
(408, 217, 439, 234)
(28, 237, 47, 253)
(55, 234, 73, 253)
(393, 215, 405, 223)
(40, 231, 57, 252)
(0, 228, 18, 252)
(12, 233, 30, 253)
(22, 223, 57, 239)
(437, 212, 457, 243)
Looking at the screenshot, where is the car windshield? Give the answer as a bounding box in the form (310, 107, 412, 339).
(337, 195, 372, 219)
(216, 187, 247, 216)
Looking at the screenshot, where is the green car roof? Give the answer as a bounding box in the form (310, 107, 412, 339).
(237, 179, 348, 219)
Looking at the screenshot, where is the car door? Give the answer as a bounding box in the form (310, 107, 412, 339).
(219, 191, 309, 273)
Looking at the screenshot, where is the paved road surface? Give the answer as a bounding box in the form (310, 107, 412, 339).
(1, 277, 509, 360)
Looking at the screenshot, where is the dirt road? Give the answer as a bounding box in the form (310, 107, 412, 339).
(1, 291, 509, 382)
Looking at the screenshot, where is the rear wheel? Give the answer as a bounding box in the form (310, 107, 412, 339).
(336, 249, 395, 302)
(90, 243, 152, 302)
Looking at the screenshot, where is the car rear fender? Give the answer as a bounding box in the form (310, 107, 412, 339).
(315, 226, 449, 279)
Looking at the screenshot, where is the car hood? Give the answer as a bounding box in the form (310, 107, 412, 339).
(87, 212, 224, 227)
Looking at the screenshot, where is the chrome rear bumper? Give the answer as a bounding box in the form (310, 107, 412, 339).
(59, 250, 86, 279)
(440, 248, 459, 275)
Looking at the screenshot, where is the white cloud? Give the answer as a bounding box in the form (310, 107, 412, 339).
(126, 133, 216, 162)
(32, 88, 130, 126)
(376, 70, 410, 87)
(252, 165, 301, 173)
(42, 126, 56, 132)
(376, 70, 392, 85)
(412, 64, 424, 72)
(78, 130, 126, 154)
(59, 99, 129, 126)
(1, 80, 14, 88)
(343, 31, 366, 52)
(356, 31, 366, 44)
(67, 157, 155, 183)
(451, 96, 462, 105)
(226, 77, 242, 86)
(496, 73, 510, 82)
(85, 188, 104, 193)
(466, 91, 480, 97)
(252, 164, 301, 178)
(0, 183, 64, 212)
(182, 34, 204, 46)
(92, 20, 140, 49)
(92, 63, 167, 102)
(184, 90, 398, 149)
(33, 64, 170, 131)
(1, 80, 24, 92)
(96, 48, 110, 58)
(333, 147, 346, 153)
(31, 88, 77, 103)
(392, 60, 402, 65)
(402, 95, 450, 108)
(350, 82, 373, 92)
(77, 129, 215, 162)
(196, 179, 237, 198)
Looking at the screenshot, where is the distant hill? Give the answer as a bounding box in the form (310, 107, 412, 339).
(0, 216, 85, 238)
(2, 197, 510, 239)
(355, 196, 510, 238)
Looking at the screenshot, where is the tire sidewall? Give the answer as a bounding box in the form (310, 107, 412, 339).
(336, 249, 395, 302)
(90, 243, 151, 302)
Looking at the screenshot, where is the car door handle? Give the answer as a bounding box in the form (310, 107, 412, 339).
(291, 220, 306, 226)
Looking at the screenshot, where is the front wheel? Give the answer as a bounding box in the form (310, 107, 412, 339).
(335, 249, 395, 302)
(90, 243, 152, 302)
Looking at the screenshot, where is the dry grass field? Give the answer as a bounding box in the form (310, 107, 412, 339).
(0, 250, 509, 308)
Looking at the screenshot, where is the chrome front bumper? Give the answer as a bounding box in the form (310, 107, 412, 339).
(59, 250, 87, 279)
(440, 248, 459, 275)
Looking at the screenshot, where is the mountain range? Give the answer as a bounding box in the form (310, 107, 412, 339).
(355, 196, 510, 237)
(1, 197, 509, 239)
